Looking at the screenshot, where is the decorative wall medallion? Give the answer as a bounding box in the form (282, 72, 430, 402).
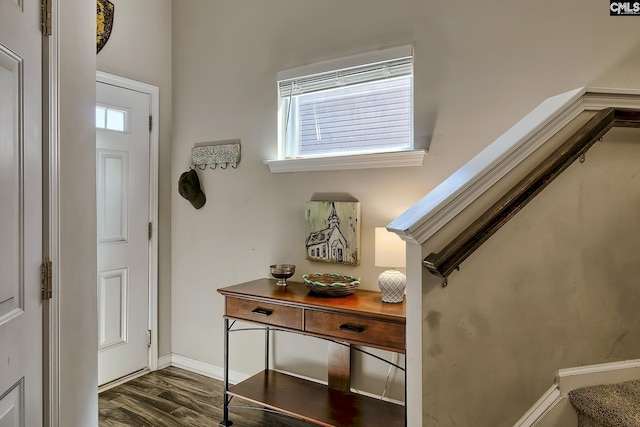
(96, 0, 114, 54)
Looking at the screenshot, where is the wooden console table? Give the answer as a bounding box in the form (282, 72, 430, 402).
(218, 278, 406, 427)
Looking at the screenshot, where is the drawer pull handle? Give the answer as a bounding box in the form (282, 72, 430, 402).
(251, 308, 273, 316)
(339, 324, 365, 333)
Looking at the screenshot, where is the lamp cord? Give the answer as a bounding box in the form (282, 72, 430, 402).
(381, 363, 394, 399)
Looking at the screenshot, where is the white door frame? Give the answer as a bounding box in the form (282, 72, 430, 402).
(43, 1, 59, 426)
(96, 70, 160, 381)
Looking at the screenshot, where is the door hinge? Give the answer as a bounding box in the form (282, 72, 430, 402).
(41, 257, 53, 300)
(147, 330, 152, 347)
(149, 115, 152, 132)
(148, 222, 152, 240)
(41, 0, 52, 36)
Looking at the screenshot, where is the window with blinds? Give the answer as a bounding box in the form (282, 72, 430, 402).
(277, 46, 413, 159)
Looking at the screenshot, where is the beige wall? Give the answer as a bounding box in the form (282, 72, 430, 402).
(96, 0, 173, 356)
(58, 0, 98, 425)
(168, 0, 640, 423)
(54, 0, 640, 424)
(171, 0, 418, 399)
(421, 124, 640, 426)
(170, 0, 640, 412)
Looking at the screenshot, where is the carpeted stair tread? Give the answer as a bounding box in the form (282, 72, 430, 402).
(569, 379, 640, 427)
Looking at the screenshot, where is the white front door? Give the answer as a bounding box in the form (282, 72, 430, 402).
(0, 0, 43, 425)
(96, 81, 151, 386)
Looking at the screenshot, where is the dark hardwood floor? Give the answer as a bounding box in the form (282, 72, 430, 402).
(98, 367, 311, 427)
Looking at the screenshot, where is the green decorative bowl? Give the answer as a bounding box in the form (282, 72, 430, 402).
(302, 273, 360, 297)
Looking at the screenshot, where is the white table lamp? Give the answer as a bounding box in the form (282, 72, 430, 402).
(375, 227, 406, 303)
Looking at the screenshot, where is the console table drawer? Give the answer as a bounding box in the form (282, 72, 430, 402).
(305, 310, 405, 351)
(226, 297, 303, 330)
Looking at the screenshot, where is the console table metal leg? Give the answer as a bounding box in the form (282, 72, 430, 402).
(265, 327, 270, 371)
(219, 318, 233, 427)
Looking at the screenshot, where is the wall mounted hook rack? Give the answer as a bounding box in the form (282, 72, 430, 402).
(191, 140, 241, 170)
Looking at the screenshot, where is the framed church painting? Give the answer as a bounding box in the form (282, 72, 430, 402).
(304, 201, 361, 266)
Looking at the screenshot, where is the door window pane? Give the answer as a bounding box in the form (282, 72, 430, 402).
(96, 105, 127, 132)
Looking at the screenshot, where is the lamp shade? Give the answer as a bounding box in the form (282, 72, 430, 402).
(374, 227, 406, 268)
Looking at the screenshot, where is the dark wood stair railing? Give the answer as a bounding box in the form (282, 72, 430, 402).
(423, 107, 640, 280)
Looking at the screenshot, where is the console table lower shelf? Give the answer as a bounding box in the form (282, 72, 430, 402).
(228, 370, 405, 427)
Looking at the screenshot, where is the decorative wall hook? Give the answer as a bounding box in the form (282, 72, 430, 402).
(191, 140, 241, 171)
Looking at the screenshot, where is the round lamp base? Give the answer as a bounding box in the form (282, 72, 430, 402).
(377, 270, 406, 303)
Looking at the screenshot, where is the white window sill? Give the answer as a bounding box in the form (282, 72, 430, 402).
(263, 150, 427, 173)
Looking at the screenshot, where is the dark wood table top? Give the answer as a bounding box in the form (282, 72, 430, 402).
(218, 278, 405, 324)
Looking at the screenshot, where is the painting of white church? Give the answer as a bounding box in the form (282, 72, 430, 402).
(304, 201, 361, 266)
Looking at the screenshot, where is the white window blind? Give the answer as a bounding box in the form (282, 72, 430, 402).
(277, 46, 413, 159)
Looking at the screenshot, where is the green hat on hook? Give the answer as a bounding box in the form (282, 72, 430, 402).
(178, 169, 206, 209)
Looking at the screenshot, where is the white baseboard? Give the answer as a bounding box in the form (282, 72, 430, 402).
(514, 358, 640, 427)
(168, 353, 249, 385)
(158, 354, 172, 370)
(513, 385, 561, 427)
(557, 359, 640, 394)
